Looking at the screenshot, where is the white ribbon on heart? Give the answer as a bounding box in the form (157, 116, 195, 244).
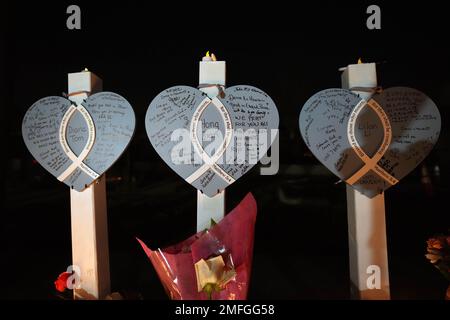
(345, 98, 399, 186)
(185, 96, 235, 185)
(57, 103, 100, 182)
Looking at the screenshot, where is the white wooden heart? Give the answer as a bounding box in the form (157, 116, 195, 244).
(299, 87, 441, 198)
(146, 85, 279, 197)
(22, 92, 136, 191)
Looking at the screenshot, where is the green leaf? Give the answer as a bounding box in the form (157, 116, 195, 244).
(201, 219, 218, 233)
(202, 283, 220, 300)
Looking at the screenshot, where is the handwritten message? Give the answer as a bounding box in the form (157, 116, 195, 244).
(22, 92, 135, 191)
(146, 85, 279, 197)
(299, 87, 440, 198)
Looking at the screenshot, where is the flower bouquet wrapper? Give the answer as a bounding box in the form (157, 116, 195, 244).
(137, 192, 257, 300)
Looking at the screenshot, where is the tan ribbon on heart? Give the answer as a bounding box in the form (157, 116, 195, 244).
(185, 96, 235, 185)
(345, 98, 399, 186)
(57, 102, 99, 182)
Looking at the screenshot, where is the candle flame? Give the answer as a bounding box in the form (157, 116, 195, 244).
(357, 58, 363, 64)
(83, 67, 89, 72)
(204, 51, 218, 61)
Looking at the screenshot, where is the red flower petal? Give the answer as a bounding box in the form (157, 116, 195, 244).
(54, 272, 71, 292)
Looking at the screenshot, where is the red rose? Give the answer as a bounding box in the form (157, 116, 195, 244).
(54, 272, 72, 292)
(427, 238, 443, 250)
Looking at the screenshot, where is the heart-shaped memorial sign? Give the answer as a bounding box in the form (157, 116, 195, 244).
(146, 85, 279, 197)
(22, 92, 136, 191)
(299, 87, 441, 198)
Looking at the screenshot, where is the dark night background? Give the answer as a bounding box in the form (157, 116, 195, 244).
(1, 1, 449, 299)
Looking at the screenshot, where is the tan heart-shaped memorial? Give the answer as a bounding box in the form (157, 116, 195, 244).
(299, 87, 441, 198)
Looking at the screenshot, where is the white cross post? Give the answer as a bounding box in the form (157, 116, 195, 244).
(68, 70, 111, 299)
(341, 62, 390, 299)
(196, 54, 226, 232)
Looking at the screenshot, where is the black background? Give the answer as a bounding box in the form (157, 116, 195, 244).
(1, 1, 450, 299)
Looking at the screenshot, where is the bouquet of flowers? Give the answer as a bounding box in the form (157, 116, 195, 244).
(425, 232, 450, 281)
(137, 193, 257, 300)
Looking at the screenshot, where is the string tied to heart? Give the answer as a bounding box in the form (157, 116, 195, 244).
(198, 84, 226, 98)
(344, 98, 399, 187)
(63, 90, 92, 104)
(64, 90, 92, 97)
(57, 100, 99, 183)
(348, 86, 383, 94)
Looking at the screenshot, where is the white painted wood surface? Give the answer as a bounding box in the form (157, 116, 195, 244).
(68, 70, 111, 299)
(197, 59, 226, 232)
(341, 62, 390, 300)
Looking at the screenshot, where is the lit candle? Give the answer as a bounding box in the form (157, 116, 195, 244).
(197, 51, 226, 232)
(341, 58, 377, 100)
(202, 51, 213, 61)
(341, 58, 390, 300)
(67, 70, 110, 300)
(199, 51, 226, 98)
